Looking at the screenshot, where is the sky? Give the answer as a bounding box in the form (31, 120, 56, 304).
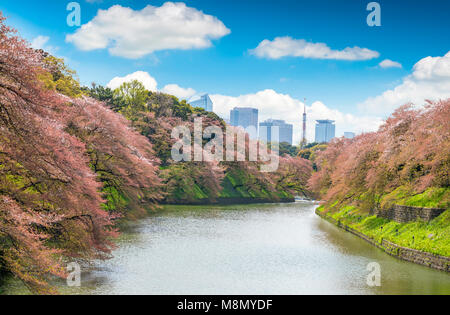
(1, 0, 449, 143)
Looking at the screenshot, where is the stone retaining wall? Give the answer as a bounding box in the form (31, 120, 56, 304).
(316, 209, 450, 273)
(375, 205, 446, 223)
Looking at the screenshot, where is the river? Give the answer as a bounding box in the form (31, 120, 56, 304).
(2, 202, 450, 295)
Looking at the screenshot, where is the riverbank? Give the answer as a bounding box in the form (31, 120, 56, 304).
(162, 197, 296, 206)
(316, 207, 450, 273)
(4, 202, 449, 295)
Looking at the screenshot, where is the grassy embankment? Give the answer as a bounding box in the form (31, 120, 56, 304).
(167, 168, 294, 204)
(317, 186, 450, 256)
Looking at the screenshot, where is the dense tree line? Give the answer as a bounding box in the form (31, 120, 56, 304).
(2, 12, 447, 292)
(85, 81, 313, 203)
(1, 15, 115, 293)
(0, 15, 312, 293)
(309, 100, 450, 213)
(0, 15, 162, 293)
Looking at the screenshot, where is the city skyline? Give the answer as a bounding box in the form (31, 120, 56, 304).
(315, 120, 336, 143)
(229, 107, 259, 139)
(3, 0, 449, 143)
(222, 103, 343, 145)
(190, 94, 214, 112)
(186, 93, 350, 145)
(260, 119, 294, 145)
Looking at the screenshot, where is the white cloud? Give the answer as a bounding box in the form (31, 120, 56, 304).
(162, 84, 197, 100)
(250, 37, 380, 61)
(30, 35, 58, 55)
(210, 89, 383, 144)
(360, 51, 450, 115)
(379, 59, 402, 69)
(107, 71, 158, 91)
(31, 35, 50, 49)
(107, 72, 384, 143)
(30, 35, 70, 62)
(107, 71, 196, 100)
(66, 2, 230, 59)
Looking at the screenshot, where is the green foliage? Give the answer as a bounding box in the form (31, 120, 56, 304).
(220, 168, 291, 200)
(101, 186, 129, 212)
(113, 80, 150, 119)
(298, 144, 328, 172)
(85, 83, 114, 102)
(220, 173, 245, 198)
(147, 92, 194, 120)
(311, 101, 450, 258)
(192, 107, 226, 126)
(161, 164, 209, 202)
(172, 98, 194, 120)
(85, 82, 307, 205)
(381, 186, 449, 209)
(220, 171, 253, 198)
(39, 56, 82, 97)
(298, 144, 327, 161)
(86, 83, 200, 122)
(160, 164, 295, 203)
(303, 142, 320, 149)
(90, 153, 131, 214)
(267, 142, 300, 157)
(319, 186, 450, 256)
(319, 205, 450, 256)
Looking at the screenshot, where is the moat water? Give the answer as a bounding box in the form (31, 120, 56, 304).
(2, 202, 450, 295)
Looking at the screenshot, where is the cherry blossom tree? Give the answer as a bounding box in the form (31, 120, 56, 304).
(309, 99, 450, 212)
(0, 14, 115, 293)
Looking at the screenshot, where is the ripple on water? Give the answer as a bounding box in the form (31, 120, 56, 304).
(2, 202, 450, 295)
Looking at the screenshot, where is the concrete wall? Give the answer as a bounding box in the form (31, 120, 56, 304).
(375, 205, 446, 223)
(316, 209, 450, 273)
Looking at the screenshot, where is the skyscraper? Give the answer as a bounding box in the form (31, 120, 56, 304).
(315, 120, 336, 143)
(259, 119, 293, 145)
(230, 107, 259, 138)
(190, 94, 214, 112)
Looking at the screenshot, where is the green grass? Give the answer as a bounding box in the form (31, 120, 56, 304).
(219, 170, 292, 200)
(402, 187, 449, 208)
(318, 204, 450, 257)
(381, 186, 449, 209)
(165, 166, 295, 203)
(171, 182, 209, 201)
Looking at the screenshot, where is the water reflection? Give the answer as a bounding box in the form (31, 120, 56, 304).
(2, 202, 450, 295)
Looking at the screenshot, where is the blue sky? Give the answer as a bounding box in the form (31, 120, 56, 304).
(1, 0, 449, 142)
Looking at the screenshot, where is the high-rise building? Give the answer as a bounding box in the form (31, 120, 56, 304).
(344, 132, 356, 139)
(259, 119, 293, 145)
(230, 107, 259, 138)
(315, 120, 336, 143)
(190, 94, 214, 112)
